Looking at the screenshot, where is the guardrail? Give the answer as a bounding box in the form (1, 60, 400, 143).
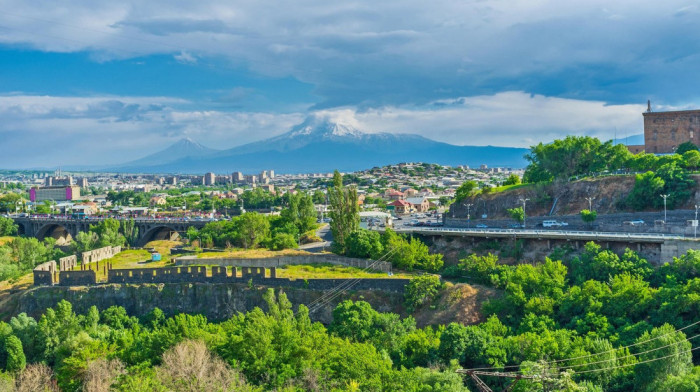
(395, 227, 690, 241)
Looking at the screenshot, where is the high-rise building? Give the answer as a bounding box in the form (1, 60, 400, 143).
(204, 172, 216, 186)
(30, 186, 81, 202)
(232, 172, 244, 183)
(269, 170, 275, 179)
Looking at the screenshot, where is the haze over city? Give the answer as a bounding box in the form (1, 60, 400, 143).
(2, 1, 700, 167)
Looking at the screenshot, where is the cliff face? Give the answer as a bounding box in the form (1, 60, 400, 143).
(15, 283, 406, 325)
(450, 175, 700, 219)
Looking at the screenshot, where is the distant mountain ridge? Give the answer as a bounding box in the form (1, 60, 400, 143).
(117, 137, 219, 170)
(110, 115, 529, 174)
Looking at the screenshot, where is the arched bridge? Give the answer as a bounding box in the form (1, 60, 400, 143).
(12, 216, 209, 246)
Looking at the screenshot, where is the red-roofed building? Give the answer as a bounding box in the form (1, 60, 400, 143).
(389, 199, 414, 214)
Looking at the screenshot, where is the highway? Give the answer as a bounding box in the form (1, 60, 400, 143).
(393, 226, 691, 242)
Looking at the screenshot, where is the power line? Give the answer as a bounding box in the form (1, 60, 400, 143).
(305, 247, 398, 315)
(573, 345, 700, 375)
(292, 246, 398, 316)
(460, 318, 700, 372)
(557, 333, 700, 372)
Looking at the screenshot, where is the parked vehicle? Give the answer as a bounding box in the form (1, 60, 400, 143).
(476, 223, 488, 228)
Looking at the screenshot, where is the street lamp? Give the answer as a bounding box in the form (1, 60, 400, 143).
(519, 198, 529, 228)
(661, 194, 669, 223)
(465, 203, 473, 228)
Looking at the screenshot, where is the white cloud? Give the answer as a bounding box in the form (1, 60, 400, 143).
(0, 95, 303, 168)
(0, 92, 646, 169)
(0, 0, 699, 106)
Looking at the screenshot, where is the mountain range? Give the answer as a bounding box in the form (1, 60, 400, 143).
(111, 115, 530, 174)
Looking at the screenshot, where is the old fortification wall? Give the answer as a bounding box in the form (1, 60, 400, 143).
(35, 265, 409, 293)
(58, 255, 77, 271)
(82, 246, 121, 264)
(32, 260, 56, 286)
(16, 283, 406, 324)
(175, 254, 393, 272)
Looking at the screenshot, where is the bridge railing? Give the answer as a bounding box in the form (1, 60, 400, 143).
(395, 227, 688, 241)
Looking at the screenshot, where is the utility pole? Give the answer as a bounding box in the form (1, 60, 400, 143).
(585, 196, 595, 211)
(661, 194, 669, 223)
(456, 370, 554, 392)
(466, 203, 473, 228)
(519, 198, 529, 228)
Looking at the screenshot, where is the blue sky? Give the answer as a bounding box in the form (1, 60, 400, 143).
(1, 0, 700, 167)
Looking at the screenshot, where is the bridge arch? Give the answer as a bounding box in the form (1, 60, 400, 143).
(139, 225, 181, 246)
(35, 223, 73, 245)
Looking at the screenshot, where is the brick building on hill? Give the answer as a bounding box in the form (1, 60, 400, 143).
(630, 100, 700, 154)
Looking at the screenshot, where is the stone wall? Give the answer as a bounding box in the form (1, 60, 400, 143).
(175, 254, 393, 272)
(58, 255, 77, 271)
(39, 265, 408, 293)
(33, 260, 56, 286)
(82, 246, 121, 264)
(17, 282, 407, 324)
(58, 270, 96, 286)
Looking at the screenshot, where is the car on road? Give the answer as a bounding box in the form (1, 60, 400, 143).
(627, 219, 645, 226)
(475, 223, 488, 228)
(510, 223, 524, 228)
(542, 220, 569, 227)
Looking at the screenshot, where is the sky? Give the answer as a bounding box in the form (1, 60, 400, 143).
(2, 0, 700, 168)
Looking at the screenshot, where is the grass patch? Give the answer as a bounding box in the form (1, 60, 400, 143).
(276, 263, 413, 279)
(487, 182, 533, 194)
(198, 248, 311, 259)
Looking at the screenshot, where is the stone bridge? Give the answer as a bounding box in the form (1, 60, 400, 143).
(12, 216, 208, 246)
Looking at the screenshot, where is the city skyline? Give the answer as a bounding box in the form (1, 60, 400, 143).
(2, 1, 700, 167)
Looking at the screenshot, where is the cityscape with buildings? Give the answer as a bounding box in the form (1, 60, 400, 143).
(2, 1, 700, 390)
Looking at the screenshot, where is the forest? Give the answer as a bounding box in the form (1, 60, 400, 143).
(0, 242, 697, 391)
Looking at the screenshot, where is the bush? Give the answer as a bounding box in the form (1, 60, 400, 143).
(404, 275, 445, 312)
(266, 233, 298, 251)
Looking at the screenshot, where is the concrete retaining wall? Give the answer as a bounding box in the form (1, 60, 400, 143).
(175, 254, 393, 272)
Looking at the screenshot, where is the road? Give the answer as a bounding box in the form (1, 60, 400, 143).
(393, 226, 688, 242)
(299, 224, 333, 253)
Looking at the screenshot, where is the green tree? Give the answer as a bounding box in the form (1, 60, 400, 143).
(4, 335, 26, 373)
(508, 207, 525, 224)
(503, 174, 521, 186)
(580, 209, 598, 227)
(71, 231, 98, 254)
(90, 218, 126, 248)
(329, 170, 359, 252)
(634, 324, 693, 392)
(676, 141, 699, 155)
(236, 212, 270, 249)
(120, 219, 139, 247)
(455, 181, 477, 202)
(404, 275, 444, 312)
(0, 217, 17, 236)
(344, 229, 384, 260)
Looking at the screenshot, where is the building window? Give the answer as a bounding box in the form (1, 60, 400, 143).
(653, 131, 658, 141)
(671, 130, 676, 141)
(691, 130, 695, 139)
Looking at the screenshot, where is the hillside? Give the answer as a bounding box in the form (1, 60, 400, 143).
(451, 174, 700, 220)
